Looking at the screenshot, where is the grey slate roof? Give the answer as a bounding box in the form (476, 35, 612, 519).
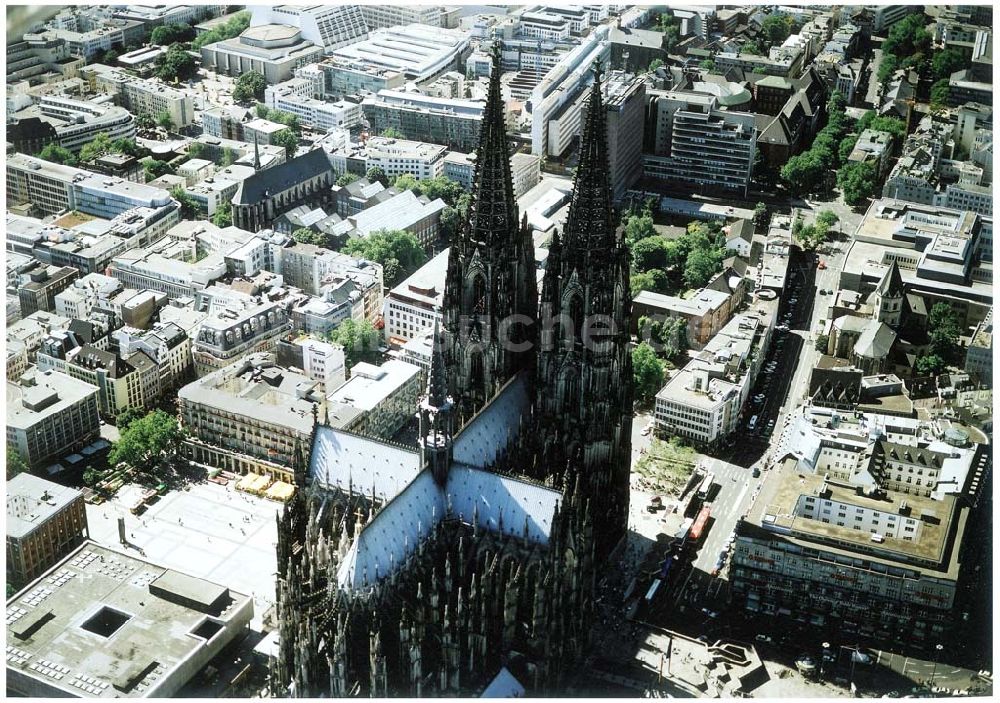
(854, 321, 896, 360)
(233, 149, 334, 206)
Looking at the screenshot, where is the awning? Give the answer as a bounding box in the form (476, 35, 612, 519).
(236, 472, 260, 492)
(266, 481, 295, 502)
(65, 454, 84, 464)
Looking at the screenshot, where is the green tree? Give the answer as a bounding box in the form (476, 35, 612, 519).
(366, 165, 389, 187)
(37, 143, 78, 166)
(877, 53, 900, 85)
(838, 134, 859, 163)
(6, 447, 29, 481)
(928, 302, 962, 362)
(761, 13, 794, 47)
(156, 110, 175, 132)
(624, 211, 657, 246)
(930, 79, 951, 109)
(83, 466, 103, 487)
(212, 206, 233, 228)
(698, 59, 715, 72)
(192, 10, 251, 49)
(271, 128, 300, 159)
(150, 23, 195, 46)
(780, 152, 824, 195)
(110, 137, 146, 158)
(683, 247, 722, 288)
(753, 202, 769, 228)
(631, 236, 672, 272)
(108, 410, 183, 471)
(916, 353, 946, 376)
(380, 127, 404, 139)
(931, 48, 969, 81)
(328, 319, 380, 367)
(393, 173, 420, 192)
(648, 58, 664, 73)
(632, 342, 666, 402)
(116, 407, 145, 430)
(233, 70, 267, 104)
(136, 113, 155, 130)
(336, 173, 359, 186)
(416, 176, 465, 205)
(630, 271, 662, 295)
(440, 205, 461, 240)
(816, 210, 839, 229)
(837, 160, 878, 206)
(342, 229, 427, 286)
(101, 48, 119, 65)
(657, 317, 689, 360)
(144, 159, 174, 181)
(79, 131, 112, 162)
(882, 13, 932, 58)
(169, 186, 200, 219)
(220, 146, 237, 167)
(291, 227, 328, 247)
(814, 334, 830, 353)
(154, 43, 197, 83)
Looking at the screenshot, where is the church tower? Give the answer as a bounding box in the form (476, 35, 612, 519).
(443, 41, 538, 418)
(420, 321, 454, 486)
(870, 260, 905, 328)
(535, 67, 633, 561)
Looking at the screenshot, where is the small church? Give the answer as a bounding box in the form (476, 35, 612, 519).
(270, 43, 634, 697)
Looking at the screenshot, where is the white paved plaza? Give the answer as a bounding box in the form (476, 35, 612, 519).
(85, 481, 281, 630)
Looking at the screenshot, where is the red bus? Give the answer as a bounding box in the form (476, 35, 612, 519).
(689, 506, 711, 544)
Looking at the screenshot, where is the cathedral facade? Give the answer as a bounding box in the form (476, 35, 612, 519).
(271, 43, 633, 697)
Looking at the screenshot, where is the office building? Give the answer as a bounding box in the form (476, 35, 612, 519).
(347, 189, 447, 248)
(384, 247, 449, 345)
(30, 19, 145, 60)
(732, 460, 970, 645)
(317, 57, 406, 99)
(593, 72, 644, 203)
(249, 5, 368, 53)
(264, 79, 363, 130)
(6, 369, 100, 470)
(7, 96, 135, 155)
(66, 346, 160, 419)
(517, 11, 572, 41)
(109, 244, 228, 299)
(362, 90, 486, 151)
(179, 353, 323, 480)
(6, 542, 253, 698)
(360, 5, 444, 30)
(6, 474, 88, 589)
(276, 335, 347, 391)
(965, 308, 992, 378)
(511, 152, 542, 198)
(18, 265, 78, 316)
(200, 24, 325, 84)
(272, 243, 383, 311)
(363, 136, 447, 181)
(643, 90, 758, 196)
(114, 322, 192, 391)
(654, 309, 774, 448)
(326, 360, 422, 439)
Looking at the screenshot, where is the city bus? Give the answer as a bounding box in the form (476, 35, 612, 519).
(689, 506, 712, 544)
(696, 473, 716, 500)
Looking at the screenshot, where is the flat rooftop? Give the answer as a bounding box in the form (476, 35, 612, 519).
(7, 474, 83, 539)
(5, 541, 251, 697)
(7, 370, 98, 431)
(328, 360, 420, 411)
(746, 462, 965, 578)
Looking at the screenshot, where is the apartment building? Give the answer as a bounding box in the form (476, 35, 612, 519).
(362, 90, 486, 151)
(732, 463, 969, 646)
(272, 242, 383, 311)
(849, 129, 895, 181)
(6, 474, 89, 588)
(179, 353, 324, 481)
(363, 137, 447, 181)
(66, 346, 159, 419)
(714, 45, 805, 77)
(192, 301, 293, 377)
(326, 360, 422, 440)
(654, 309, 774, 447)
(31, 20, 145, 60)
(85, 65, 195, 127)
(113, 322, 192, 391)
(643, 90, 758, 196)
(6, 369, 100, 469)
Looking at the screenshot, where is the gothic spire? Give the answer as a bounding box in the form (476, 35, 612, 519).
(464, 40, 517, 251)
(253, 133, 261, 171)
(562, 64, 615, 273)
(427, 320, 448, 408)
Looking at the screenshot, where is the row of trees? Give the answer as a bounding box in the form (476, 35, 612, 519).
(191, 11, 251, 49)
(917, 303, 963, 375)
(780, 91, 855, 196)
(792, 209, 838, 250)
(342, 229, 427, 286)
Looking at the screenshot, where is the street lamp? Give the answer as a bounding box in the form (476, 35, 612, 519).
(930, 643, 944, 689)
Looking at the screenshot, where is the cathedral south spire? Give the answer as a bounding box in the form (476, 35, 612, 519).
(443, 40, 537, 417)
(421, 321, 454, 486)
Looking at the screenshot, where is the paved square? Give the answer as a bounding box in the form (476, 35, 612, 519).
(86, 481, 281, 630)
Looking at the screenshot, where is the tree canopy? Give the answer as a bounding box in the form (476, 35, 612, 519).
(329, 319, 380, 367)
(233, 70, 267, 104)
(633, 342, 666, 402)
(380, 127, 404, 139)
(271, 129, 300, 159)
(151, 23, 195, 46)
(37, 144, 77, 166)
(211, 206, 233, 228)
(366, 166, 389, 187)
(154, 44, 197, 83)
(342, 229, 427, 286)
(156, 110, 175, 131)
(192, 11, 250, 49)
(336, 173, 359, 186)
(143, 159, 174, 181)
(7, 447, 28, 481)
(108, 410, 183, 471)
(169, 186, 200, 219)
(291, 227, 330, 248)
(837, 161, 878, 206)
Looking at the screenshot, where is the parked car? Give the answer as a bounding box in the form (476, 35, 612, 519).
(752, 467, 761, 478)
(701, 608, 720, 619)
(755, 634, 774, 644)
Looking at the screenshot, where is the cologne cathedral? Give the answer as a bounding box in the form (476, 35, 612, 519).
(270, 42, 633, 697)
